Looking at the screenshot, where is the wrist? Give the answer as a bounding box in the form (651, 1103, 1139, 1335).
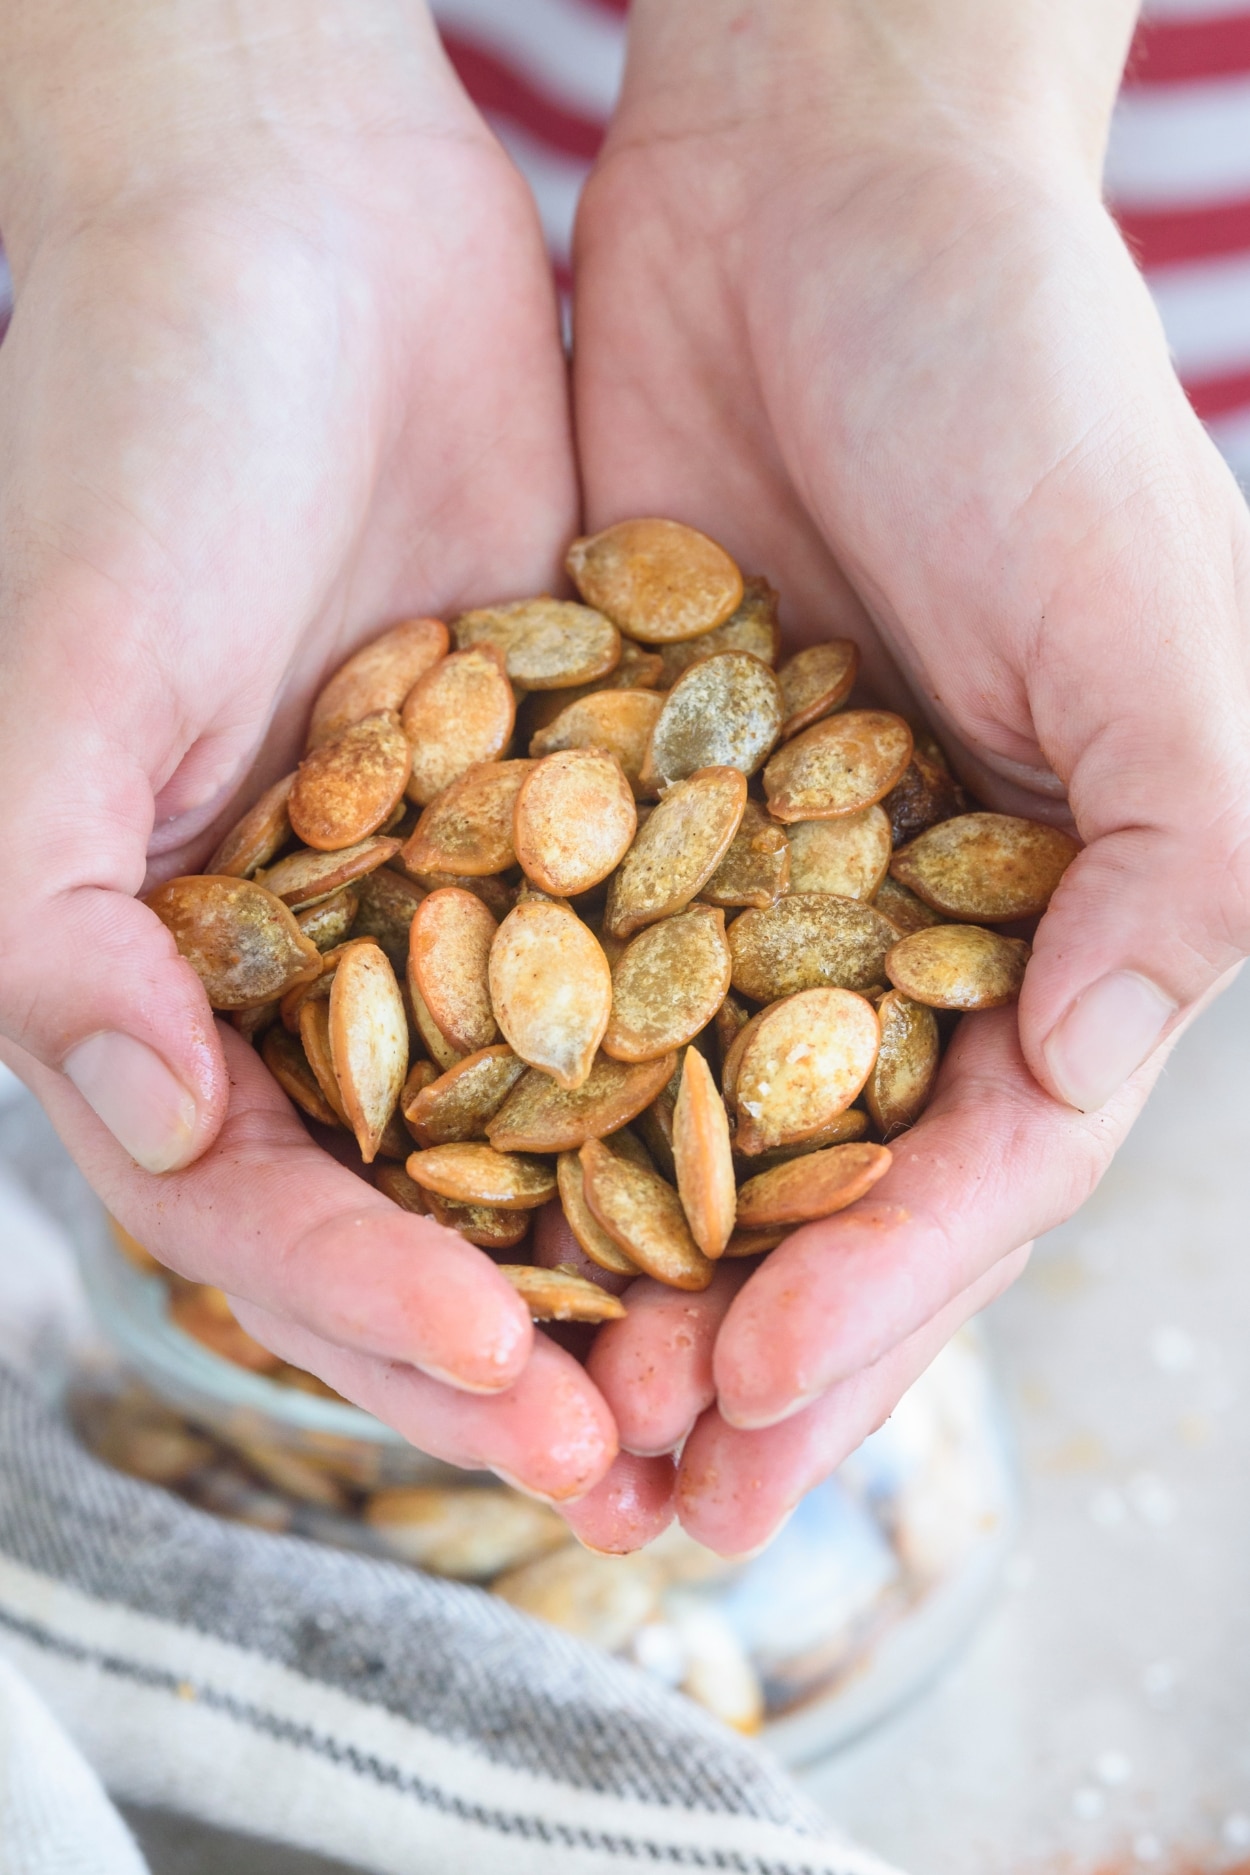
(616, 0, 1139, 190)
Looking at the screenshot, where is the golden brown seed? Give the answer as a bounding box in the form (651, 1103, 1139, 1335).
(409, 888, 498, 1055)
(407, 979, 466, 1073)
(528, 688, 665, 799)
(289, 712, 412, 852)
(404, 1046, 528, 1147)
(375, 1103, 415, 1162)
(566, 518, 743, 645)
(487, 1053, 677, 1153)
(698, 800, 790, 911)
(427, 1193, 530, 1249)
(513, 751, 637, 897)
(500, 1266, 628, 1327)
(488, 899, 612, 1090)
(261, 836, 401, 910)
(604, 768, 747, 939)
(602, 905, 731, 1063)
(654, 576, 781, 684)
(279, 936, 369, 1032)
(874, 874, 944, 936)
(401, 761, 533, 878)
(399, 868, 515, 921)
(405, 1143, 556, 1210)
(721, 1226, 788, 1258)
(734, 988, 881, 1154)
(206, 773, 295, 877)
(713, 991, 752, 1082)
(613, 641, 666, 688)
(402, 645, 515, 805)
(865, 991, 940, 1136)
(454, 597, 621, 690)
(785, 808, 892, 901)
(493, 1547, 659, 1649)
(307, 617, 449, 750)
(890, 813, 1080, 922)
(640, 652, 783, 789)
(298, 998, 351, 1126)
(776, 640, 860, 740)
(556, 1152, 641, 1276)
(580, 1139, 714, 1290)
(328, 941, 409, 1163)
(734, 1141, 893, 1228)
(764, 710, 914, 822)
(261, 1025, 342, 1128)
(672, 1049, 736, 1259)
(146, 876, 321, 1010)
(296, 886, 359, 952)
(881, 746, 965, 847)
(733, 1108, 871, 1172)
(728, 893, 898, 1000)
(719, 1008, 765, 1114)
(169, 1286, 281, 1373)
(885, 924, 1030, 1010)
(365, 1486, 566, 1579)
(348, 867, 426, 973)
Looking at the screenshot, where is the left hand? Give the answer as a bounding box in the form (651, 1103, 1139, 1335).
(571, 3, 1250, 1550)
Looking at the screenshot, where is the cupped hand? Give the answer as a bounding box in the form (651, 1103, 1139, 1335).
(0, 3, 640, 1514)
(572, 36, 1250, 1548)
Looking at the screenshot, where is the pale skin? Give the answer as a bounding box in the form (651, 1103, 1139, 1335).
(0, 0, 1246, 1553)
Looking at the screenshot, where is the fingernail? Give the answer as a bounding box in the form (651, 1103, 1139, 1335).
(1043, 971, 1177, 1113)
(64, 1032, 199, 1173)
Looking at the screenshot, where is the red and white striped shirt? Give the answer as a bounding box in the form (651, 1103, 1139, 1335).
(433, 0, 1250, 489)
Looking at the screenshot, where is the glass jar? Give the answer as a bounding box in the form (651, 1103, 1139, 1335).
(69, 1215, 1018, 1764)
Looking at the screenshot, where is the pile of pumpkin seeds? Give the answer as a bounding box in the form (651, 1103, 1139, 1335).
(148, 517, 1079, 1318)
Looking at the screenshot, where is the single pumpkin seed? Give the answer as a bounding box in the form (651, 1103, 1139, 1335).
(728, 893, 897, 1000)
(640, 651, 782, 789)
(401, 760, 533, 878)
(365, 1485, 566, 1578)
(261, 1025, 342, 1128)
(735, 1141, 893, 1228)
(529, 688, 665, 798)
(298, 998, 351, 1126)
(409, 888, 498, 1055)
(713, 990, 753, 1082)
(733, 988, 881, 1154)
(296, 885, 359, 951)
(375, 1156, 431, 1212)
(722, 1226, 789, 1258)
(497, 1265, 628, 1324)
(890, 812, 1079, 921)
(307, 617, 448, 749)
(698, 799, 790, 911)
(427, 1194, 530, 1249)
(405, 1143, 556, 1210)
(488, 898, 612, 1090)
(261, 836, 401, 910)
(289, 711, 412, 851)
(556, 1150, 642, 1276)
(885, 924, 1030, 1010)
(873, 874, 944, 935)
(348, 866, 426, 973)
(145, 875, 321, 1009)
(407, 979, 466, 1073)
(402, 645, 515, 805)
(206, 773, 295, 877)
(764, 710, 914, 822)
(882, 745, 965, 847)
(328, 940, 409, 1163)
(672, 1048, 736, 1259)
(403, 1045, 527, 1146)
(279, 936, 369, 1032)
(566, 518, 743, 645)
(399, 867, 515, 920)
(654, 575, 780, 683)
(733, 1107, 871, 1172)
(454, 597, 620, 690)
(604, 767, 747, 939)
(513, 750, 637, 897)
(487, 1053, 677, 1153)
(785, 807, 892, 900)
(776, 639, 859, 740)
(580, 1138, 714, 1290)
(603, 905, 731, 1062)
(493, 1546, 659, 1648)
(865, 991, 940, 1136)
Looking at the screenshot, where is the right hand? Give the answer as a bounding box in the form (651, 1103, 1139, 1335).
(0, 0, 650, 1524)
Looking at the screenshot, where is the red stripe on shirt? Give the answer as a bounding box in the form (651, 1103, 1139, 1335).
(441, 31, 607, 161)
(1124, 10, 1250, 86)
(1184, 365, 1250, 421)
(1116, 193, 1250, 266)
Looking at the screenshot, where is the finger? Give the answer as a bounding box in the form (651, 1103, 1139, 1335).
(532, 1198, 633, 1296)
(678, 1245, 1030, 1556)
(558, 1451, 677, 1552)
(227, 1300, 618, 1504)
(586, 1266, 750, 1456)
(8, 1021, 534, 1394)
(714, 999, 1172, 1430)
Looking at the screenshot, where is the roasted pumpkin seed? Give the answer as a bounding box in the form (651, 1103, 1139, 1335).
(497, 1265, 628, 1324)
(289, 711, 412, 852)
(408, 888, 498, 1055)
(567, 518, 743, 645)
(890, 812, 1079, 921)
(348, 867, 425, 972)
(296, 886, 359, 952)
(698, 800, 790, 911)
(454, 598, 620, 690)
(882, 745, 965, 847)
(328, 940, 408, 1162)
(728, 893, 897, 1000)
(733, 988, 881, 1154)
(407, 979, 466, 1073)
(402, 645, 515, 805)
(776, 640, 859, 740)
(764, 710, 914, 822)
(488, 898, 612, 1090)
(403, 1045, 527, 1146)
(399, 867, 515, 921)
(580, 1139, 714, 1290)
(735, 1141, 892, 1227)
(865, 991, 940, 1136)
(428, 1192, 530, 1249)
(365, 1485, 566, 1578)
(401, 760, 532, 878)
(487, 1053, 677, 1153)
(885, 924, 1030, 1010)
(721, 1225, 788, 1258)
(513, 750, 637, 897)
(672, 1048, 736, 1259)
(261, 1024, 342, 1128)
(873, 874, 944, 935)
(405, 1143, 556, 1210)
(307, 617, 448, 749)
(785, 807, 892, 901)
(528, 688, 665, 798)
(640, 651, 782, 789)
(207, 773, 295, 878)
(261, 836, 401, 910)
(555, 1151, 642, 1276)
(298, 998, 351, 1127)
(733, 1107, 871, 1172)
(146, 875, 321, 1010)
(603, 905, 731, 1062)
(654, 575, 780, 683)
(604, 768, 746, 939)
